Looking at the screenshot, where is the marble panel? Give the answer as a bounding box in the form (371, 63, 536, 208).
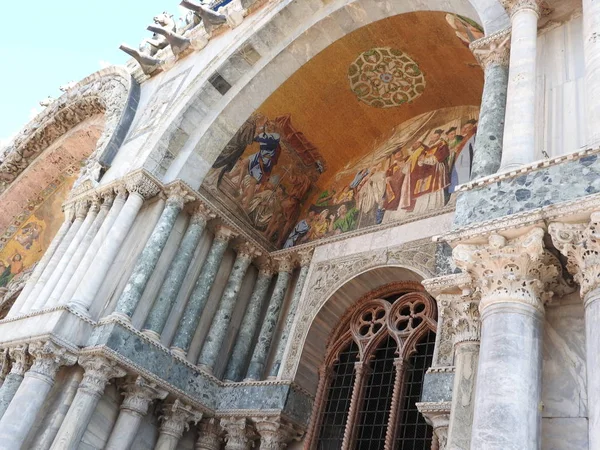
(541, 417, 588, 450)
(421, 371, 454, 403)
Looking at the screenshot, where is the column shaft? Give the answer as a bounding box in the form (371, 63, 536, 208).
(142, 213, 208, 339)
(269, 263, 310, 377)
(113, 197, 183, 319)
(105, 410, 144, 450)
(197, 245, 255, 371)
(60, 192, 126, 306)
(224, 269, 273, 381)
(584, 290, 600, 450)
(8, 216, 72, 317)
(170, 227, 234, 356)
(246, 269, 291, 381)
(500, 4, 539, 171)
(0, 346, 29, 420)
(447, 342, 479, 450)
(70, 192, 145, 315)
(583, 0, 600, 145)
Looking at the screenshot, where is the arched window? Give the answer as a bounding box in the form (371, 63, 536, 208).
(308, 283, 437, 450)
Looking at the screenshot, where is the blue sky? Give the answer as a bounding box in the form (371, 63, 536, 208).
(0, 0, 186, 148)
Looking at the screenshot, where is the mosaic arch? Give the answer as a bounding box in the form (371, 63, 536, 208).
(201, 11, 485, 249)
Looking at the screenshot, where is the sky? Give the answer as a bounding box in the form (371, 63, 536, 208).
(0, 0, 187, 148)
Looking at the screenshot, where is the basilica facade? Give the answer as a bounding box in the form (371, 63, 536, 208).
(0, 0, 595, 448)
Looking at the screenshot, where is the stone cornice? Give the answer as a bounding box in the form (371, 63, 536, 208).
(422, 273, 473, 297)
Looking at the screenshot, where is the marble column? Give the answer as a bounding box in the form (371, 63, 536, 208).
(549, 214, 600, 450)
(61, 187, 127, 307)
(50, 355, 126, 450)
(70, 174, 160, 317)
(105, 376, 167, 450)
(0, 341, 77, 449)
(0, 350, 9, 388)
(112, 184, 194, 321)
(155, 400, 201, 450)
(499, 0, 540, 171)
(8, 205, 74, 317)
(254, 416, 295, 450)
(195, 418, 222, 450)
(48, 193, 113, 307)
(223, 262, 274, 382)
(269, 249, 313, 378)
(221, 417, 253, 450)
(0, 346, 30, 420)
(583, 0, 600, 146)
(453, 228, 559, 450)
(444, 296, 481, 450)
(171, 225, 237, 357)
(245, 258, 293, 381)
(142, 204, 214, 340)
(18, 202, 84, 314)
(417, 403, 451, 450)
(469, 29, 510, 180)
(198, 242, 259, 372)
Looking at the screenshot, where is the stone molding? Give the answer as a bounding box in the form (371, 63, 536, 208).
(159, 399, 203, 439)
(124, 170, 163, 200)
(453, 229, 559, 313)
(422, 273, 473, 297)
(500, 0, 540, 17)
(416, 402, 451, 450)
(120, 375, 168, 415)
(78, 354, 127, 398)
(28, 341, 77, 382)
(470, 27, 511, 69)
(549, 214, 600, 300)
(8, 345, 31, 376)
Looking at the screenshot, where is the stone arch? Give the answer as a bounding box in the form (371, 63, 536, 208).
(281, 258, 433, 393)
(0, 65, 139, 192)
(149, 0, 508, 187)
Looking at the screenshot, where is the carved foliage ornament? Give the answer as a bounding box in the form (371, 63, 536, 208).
(453, 228, 560, 313)
(28, 341, 77, 380)
(120, 376, 168, 414)
(253, 416, 297, 450)
(78, 355, 127, 397)
(469, 28, 511, 69)
(159, 399, 202, 439)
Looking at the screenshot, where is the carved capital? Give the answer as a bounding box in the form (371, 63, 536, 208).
(275, 256, 294, 273)
(125, 171, 161, 199)
(63, 203, 76, 222)
(0, 349, 9, 380)
(120, 376, 168, 415)
(470, 27, 511, 69)
(8, 345, 31, 376)
(221, 417, 255, 450)
(441, 295, 481, 346)
(296, 248, 314, 267)
(159, 399, 202, 439)
(501, 0, 540, 17)
(214, 225, 238, 243)
(28, 341, 77, 380)
(75, 200, 91, 219)
(416, 402, 451, 450)
(114, 183, 129, 200)
(453, 228, 560, 313)
(236, 242, 262, 260)
(89, 194, 102, 213)
(253, 416, 296, 449)
(101, 190, 116, 208)
(549, 215, 600, 301)
(196, 418, 223, 450)
(257, 259, 275, 277)
(191, 202, 216, 225)
(78, 355, 126, 397)
(166, 183, 196, 209)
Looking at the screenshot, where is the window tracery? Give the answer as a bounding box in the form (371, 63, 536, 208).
(307, 283, 437, 450)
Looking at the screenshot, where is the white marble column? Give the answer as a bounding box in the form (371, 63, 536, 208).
(70, 173, 160, 317)
(221, 417, 254, 450)
(549, 214, 600, 450)
(254, 416, 296, 450)
(0, 341, 77, 449)
(50, 355, 126, 450)
(155, 400, 201, 450)
(453, 229, 559, 450)
(7, 205, 74, 317)
(195, 418, 222, 450)
(60, 188, 127, 306)
(105, 376, 167, 450)
(583, 0, 600, 146)
(48, 192, 114, 307)
(499, 0, 540, 171)
(0, 346, 30, 420)
(34, 198, 97, 310)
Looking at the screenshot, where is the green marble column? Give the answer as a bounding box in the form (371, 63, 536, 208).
(245, 258, 293, 381)
(142, 205, 213, 340)
(197, 242, 259, 372)
(170, 226, 237, 357)
(0, 346, 29, 420)
(224, 263, 274, 381)
(113, 186, 193, 320)
(269, 250, 312, 378)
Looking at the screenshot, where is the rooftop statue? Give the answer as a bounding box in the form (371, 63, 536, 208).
(146, 24, 191, 57)
(140, 12, 177, 56)
(180, 0, 227, 33)
(119, 44, 162, 75)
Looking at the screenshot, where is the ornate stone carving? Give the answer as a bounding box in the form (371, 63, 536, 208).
(75, 200, 91, 219)
(7, 345, 31, 376)
(453, 229, 560, 313)
(296, 248, 314, 267)
(191, 202, 216, 225)
(125, 171, 162, 200)
(501, 0, 541, 17)
(78, 355, 127, 398)
(253, 416, 297, 449)
(549, 214, 600, 300)
(221, 417, 254, 450)
(416, 402, 451, 450)
(166, 182, 196, 208)
(196, 418, 223, 450)
(236, 242, 262, 260)
(28, 341, 77, 381)
(470, 27, 511, 69)
(275, 255, 294, 273)
(0, 349, 9, 380)
(120, 376, 168, 415)
(442, 296, 481, 345)
(159, 399, 202, 439)
(214, 225, 238, 243)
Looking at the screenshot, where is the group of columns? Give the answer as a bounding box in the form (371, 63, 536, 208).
(0, 345, 299, 449)
(426, 220, 600, 450)
(469, 0, 600, 180)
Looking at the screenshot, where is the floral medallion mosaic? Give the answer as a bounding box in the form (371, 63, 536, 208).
(348, 47, 426, 108)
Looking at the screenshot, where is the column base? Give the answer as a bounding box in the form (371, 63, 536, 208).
(170, 347, 187, 359)
(141, 329, 161, 342)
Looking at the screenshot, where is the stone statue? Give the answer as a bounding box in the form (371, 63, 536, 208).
(146, 25, 191, 57)
(180, 0, 227, 33)
(140, 12, 177, 56)
(119, 44, 162, 75)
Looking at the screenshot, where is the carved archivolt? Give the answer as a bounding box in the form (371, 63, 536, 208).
(0, 66, 137, 193)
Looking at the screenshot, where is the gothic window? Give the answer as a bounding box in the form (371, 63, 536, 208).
(308, 284, 437, 450)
